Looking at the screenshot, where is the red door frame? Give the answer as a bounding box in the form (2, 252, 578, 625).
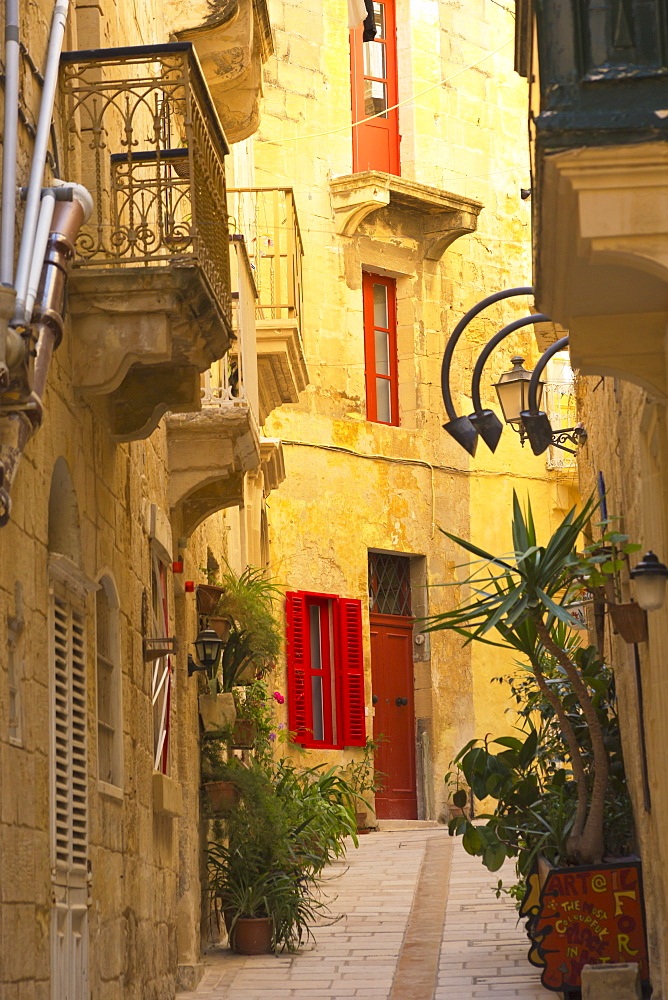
(363, 272, 399, 426)
(370, 613, 417, 819)
(350, 0, 400, 175)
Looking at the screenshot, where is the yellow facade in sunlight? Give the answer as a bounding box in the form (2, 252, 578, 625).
(232, 0, 582, 818)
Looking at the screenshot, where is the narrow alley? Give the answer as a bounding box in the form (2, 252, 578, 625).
(179, 829, 545, 1000)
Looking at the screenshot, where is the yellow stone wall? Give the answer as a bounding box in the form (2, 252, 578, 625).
(575, 374, 668, 992)
(0, 0, 237, 996)
(250, 0, 581, 815)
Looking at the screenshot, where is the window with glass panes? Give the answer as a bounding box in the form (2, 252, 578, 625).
(96, 576, 122, 787)
(350, 0, 400, 174)
(363, 272, 399, 425)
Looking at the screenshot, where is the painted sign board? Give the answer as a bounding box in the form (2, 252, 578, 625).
(520, 859, 650, 996)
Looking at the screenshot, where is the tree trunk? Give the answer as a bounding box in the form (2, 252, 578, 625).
(534, 617, 609, 865)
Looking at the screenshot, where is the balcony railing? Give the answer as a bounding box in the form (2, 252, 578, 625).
(227, 188, 303, 327)
(544, 381, 578, 471)
(60, 42, 231, 321)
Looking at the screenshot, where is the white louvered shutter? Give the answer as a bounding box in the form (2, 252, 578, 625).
(53, 595, 88, 873)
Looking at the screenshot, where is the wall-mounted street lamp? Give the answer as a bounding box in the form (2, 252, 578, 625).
(631, 552, 668, 612)
(187, 627, 224, 678)
(441, 288, 587, 457)
(493, 356, 543, 444)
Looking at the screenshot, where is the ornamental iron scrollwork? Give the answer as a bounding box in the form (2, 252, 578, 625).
(60, 44, 231, 322)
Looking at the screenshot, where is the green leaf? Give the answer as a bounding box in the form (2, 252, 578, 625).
(483, 842, 507, 872)
(536, 588, 583, 628)
(452, 789, 468, 808)
(462, 824, 483, 855)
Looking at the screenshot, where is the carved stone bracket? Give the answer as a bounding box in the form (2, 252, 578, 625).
(174, 0, 274, 144)
(254, 319, 309, 423)
(259, 438, 285, 495)
(330, 171, 482, 255)
(166, 402, 261, 538)
(68, 263, 233, 441)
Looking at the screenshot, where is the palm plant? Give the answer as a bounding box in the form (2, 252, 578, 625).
(424, 492, 637, 866)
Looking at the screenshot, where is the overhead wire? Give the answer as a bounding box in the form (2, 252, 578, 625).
(256, 35, 514, 145)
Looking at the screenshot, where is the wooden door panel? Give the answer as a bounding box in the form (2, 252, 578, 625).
(370, 615, 417, 818)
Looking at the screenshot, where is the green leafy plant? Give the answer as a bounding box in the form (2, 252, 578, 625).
(211, 565, 282, 683)
(206, 760, 346, 952)
(424, 492, 638, 866)
(343, 735, 386, 800)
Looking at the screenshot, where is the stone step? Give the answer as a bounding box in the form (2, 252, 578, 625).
(376, 819, 443, 831)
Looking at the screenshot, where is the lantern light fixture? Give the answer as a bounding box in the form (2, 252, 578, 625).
(188, 627, 224, 678)
(631, 552, 668, 612)
(493, 356, 544, 443)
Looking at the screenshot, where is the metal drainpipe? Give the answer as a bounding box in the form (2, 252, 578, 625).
(0, 185, 91, 525)
(1, 0, 20, 286)
(12, 0, 70, 325)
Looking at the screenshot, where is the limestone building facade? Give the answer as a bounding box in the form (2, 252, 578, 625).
(516, 1, 668, 992)
(0, 0, 581, 997)
(0, 0, 295, 996)
(243, 0, 580, 824)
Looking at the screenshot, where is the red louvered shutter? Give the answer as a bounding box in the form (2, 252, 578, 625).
(286, 591, 311, 744)
(337, 598, 366, 747)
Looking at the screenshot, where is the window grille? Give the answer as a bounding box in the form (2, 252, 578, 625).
(544, 354, 577, 471)
(368, 552, 412, 616)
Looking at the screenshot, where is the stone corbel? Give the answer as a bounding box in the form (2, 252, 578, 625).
(331, 180, 391, 237)
(423, 210, 480, 260)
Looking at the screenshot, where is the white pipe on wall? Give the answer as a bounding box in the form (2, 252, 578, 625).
(1, 0, 20, 286)
(23, 190, 55, 321)
(12, 0, 70, 321)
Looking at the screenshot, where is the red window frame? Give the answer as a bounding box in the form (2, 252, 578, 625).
(350, 0, 400, 175)
(286, 591, 365, 750)
(363, 272, 399, 426)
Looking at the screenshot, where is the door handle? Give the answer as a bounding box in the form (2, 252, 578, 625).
(395, 697, 408, 707)
(372, 695, 378, 704)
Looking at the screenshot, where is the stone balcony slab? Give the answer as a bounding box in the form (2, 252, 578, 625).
(330, 171, 482, 256)
(68, 263, 234, 441)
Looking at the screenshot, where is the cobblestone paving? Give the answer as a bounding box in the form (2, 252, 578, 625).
(179, 829, 546, 1000)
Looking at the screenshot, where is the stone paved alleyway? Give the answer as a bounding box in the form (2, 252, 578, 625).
(179, 829, 546, 1000)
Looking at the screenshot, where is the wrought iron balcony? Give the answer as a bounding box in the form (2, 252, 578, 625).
(60, 43, 234, 440)
(227, 188, 308, 423)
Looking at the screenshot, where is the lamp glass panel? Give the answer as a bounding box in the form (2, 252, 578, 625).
(496, 379, 525, 423)
(634, 574, 667, 612)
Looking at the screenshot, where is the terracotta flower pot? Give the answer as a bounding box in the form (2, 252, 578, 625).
(195, 584, 226, 616)
(202, 780, 239, 813)
(231, 720, 256, 748)
(355, 810, 368, 830)
(609, 602, 648, 644)
(230, 916, 273, 955)
(207, 616, 232, 642)
(199, 692, 236, 733)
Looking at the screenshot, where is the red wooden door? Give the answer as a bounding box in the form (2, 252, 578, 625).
(350, 0, 400, 175)
(370, 614, 417, 818)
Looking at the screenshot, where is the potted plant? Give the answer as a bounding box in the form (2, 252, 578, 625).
(424, 494, 650, 995)
(207, 762, 335, 954)
(209, 564, 282, 684)
(200, 740, 241, 815)
(343, 735, 385, 832)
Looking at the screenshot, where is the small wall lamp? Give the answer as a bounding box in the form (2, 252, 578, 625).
(187, 627, 224, 677)
(494, 356, 544, 445)
(631, 552, 668, 612)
